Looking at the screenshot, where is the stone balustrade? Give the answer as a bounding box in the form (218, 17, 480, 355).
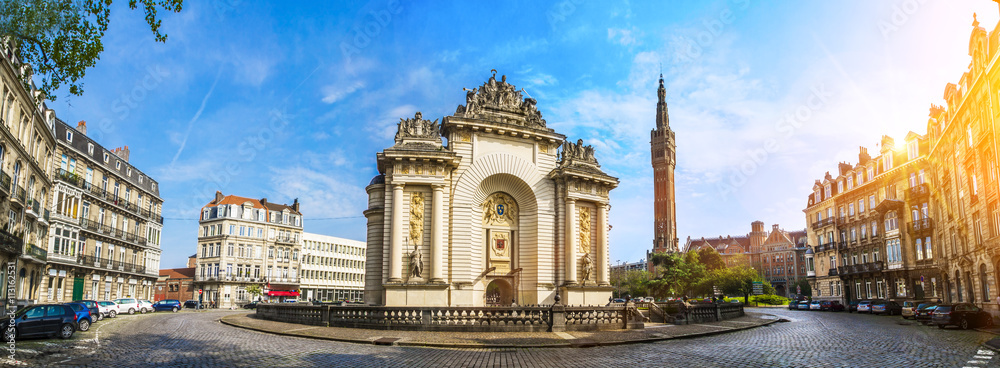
(256, 303, 647, 332)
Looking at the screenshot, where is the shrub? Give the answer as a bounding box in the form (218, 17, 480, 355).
(752, 294, 789, 305)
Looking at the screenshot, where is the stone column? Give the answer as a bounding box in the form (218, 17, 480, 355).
(597, 203, 609, 286)
(565, 198, 577, 285)
(388, 184, 405, 282)
(430, 184, 445, 283)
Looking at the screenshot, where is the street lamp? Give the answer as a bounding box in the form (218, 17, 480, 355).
(616, 259, 622, 299)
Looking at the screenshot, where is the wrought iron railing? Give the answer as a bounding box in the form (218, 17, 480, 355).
(24, 243, 46, 261)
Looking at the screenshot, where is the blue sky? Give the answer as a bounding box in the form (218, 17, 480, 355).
(43, 0, 1000, 268)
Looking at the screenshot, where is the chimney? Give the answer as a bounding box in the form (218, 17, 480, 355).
(214, 191, 224, 204)
(292, 198, 300, 212)
(260, 198, 268, 207)
(76, 120, 87, 135)
(772, 224, 780, 231)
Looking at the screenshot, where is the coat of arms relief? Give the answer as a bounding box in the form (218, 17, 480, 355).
(482, 192, 518, 227)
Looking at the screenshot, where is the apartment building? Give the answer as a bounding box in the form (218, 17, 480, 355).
(41, 120, 163, 302)
(0, 39, 59, 307)
(300, 233, 365, 302)
(193, 191, 303, 308)
(805, 135, 939, 304)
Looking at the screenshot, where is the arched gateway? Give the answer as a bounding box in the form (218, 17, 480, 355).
(364, 72, 619, 306)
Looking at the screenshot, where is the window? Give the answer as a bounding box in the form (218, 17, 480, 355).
(907, 140, 918, 160)
(884, 211, 898, 232)
(849, 203, 854, 216)
(858, 199, 864, 213)
(867, 167, 874, 181)
(116, 160, 121, 170)
(88, 143, 94, 155)
(847, 176, 854, 189)
(103, 152, 109, 163)
(915, 238, 923, 260)
(869, 195, 875, 209)
(67, 131, 73, 142)
(886, 238, 901, 264)
(884, 153, 893, 171)
(896, 278, 907, 297)
(925, 237, 933, 259)
(838, 181, 844, 193)
(825, 184, 831, 199)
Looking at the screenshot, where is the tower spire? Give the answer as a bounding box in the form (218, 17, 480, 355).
(656, 74, 669, 129)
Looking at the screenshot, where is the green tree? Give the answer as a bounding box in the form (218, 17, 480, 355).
(708, 265, 774, 304)
(696, 247, 725, 271)
(246, 284, 263, 301)
(794, 278, 812, 297)
(0, 0, 184, 101)
(647, 251, 708, 298)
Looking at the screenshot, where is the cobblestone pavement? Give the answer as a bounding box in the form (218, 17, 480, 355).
(9, 307, 1000, 367)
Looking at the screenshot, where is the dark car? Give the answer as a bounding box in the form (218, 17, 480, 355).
(64, 302, 94, 332)
(71, 300, 103, 321)
(183, 300, 199, 309)
(4, 304, 78, 341)
(242, 301, 260, 309)
(914, 304, 937, 324)
(848, 300, 860, 313)
(932, 303, 994, 329)
(788, 301, 800, 310)
(820, 301, 845, 312)
(152, 299, 182, 312)
(872, 300, 903, 316)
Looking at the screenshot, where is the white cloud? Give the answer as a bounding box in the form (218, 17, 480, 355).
(268, 166, 366, 220)
(607, 27, 640, 46)
(321, 81, 366, 104)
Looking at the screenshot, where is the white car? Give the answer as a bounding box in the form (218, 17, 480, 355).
(114, 298, 140, 315)
(642, 297, 654, 303)
(137, 300, 154, 314)
(98, 300, 121, 318)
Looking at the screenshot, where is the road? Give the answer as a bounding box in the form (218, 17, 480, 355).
(12, 307, 1000, 367)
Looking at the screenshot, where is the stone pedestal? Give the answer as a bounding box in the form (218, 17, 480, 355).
(384, 283, 450, 306)
(559, 284, 613, 306)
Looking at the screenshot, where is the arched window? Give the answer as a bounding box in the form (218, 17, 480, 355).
(12, 161, 20, 187)
(981, 264, 990, 301)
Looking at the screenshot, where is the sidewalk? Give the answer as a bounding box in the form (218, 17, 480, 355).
(220, 311, 781, 348)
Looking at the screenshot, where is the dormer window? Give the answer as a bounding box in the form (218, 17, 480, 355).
(88, 143, 94, 155)
(127, 168, 132, 177)
(103, 152, 109, 163)
(907, 140, 919, 160)
(116, 161, 121, 170)
(66, 131, 73, 142)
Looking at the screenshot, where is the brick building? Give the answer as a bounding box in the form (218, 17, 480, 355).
(155, 255, 196, 302)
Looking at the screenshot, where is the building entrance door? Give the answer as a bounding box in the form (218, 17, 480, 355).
(484, 279, 513, 306)
(72, 277, 84, 300)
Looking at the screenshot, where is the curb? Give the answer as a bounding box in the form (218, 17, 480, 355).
(219, 313, 780, 349)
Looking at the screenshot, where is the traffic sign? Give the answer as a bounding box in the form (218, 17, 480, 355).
(797, 285, 802, 294)
(752, 281, 763, 295)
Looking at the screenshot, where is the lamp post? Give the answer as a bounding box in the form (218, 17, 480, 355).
(616, 259, 622, 299)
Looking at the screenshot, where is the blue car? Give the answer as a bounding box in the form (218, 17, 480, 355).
(64, 302, 94, 332)
(152, 299, 182, 312)
(4, 304, 78, 341)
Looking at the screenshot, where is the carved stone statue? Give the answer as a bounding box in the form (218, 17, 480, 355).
(409, 244, 423, 280)
(455, 70, 547, 128)
(581, 253, 594, 283)
(561, 139, 599, 164)
(409, 192, 424, 245)
(394, 112, 441, 144)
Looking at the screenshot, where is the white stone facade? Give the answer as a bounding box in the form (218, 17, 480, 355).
(365, 72, 618, 307)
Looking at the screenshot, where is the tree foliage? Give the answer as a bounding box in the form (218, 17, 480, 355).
(0, 0, 183, 101)
(245, 284, 263, 298)
(696, 247, 726, 271)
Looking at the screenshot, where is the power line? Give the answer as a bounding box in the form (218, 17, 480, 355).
(161, 216, 364, 221)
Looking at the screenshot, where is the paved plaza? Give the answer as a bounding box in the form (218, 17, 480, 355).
(6, 307, 999, 367)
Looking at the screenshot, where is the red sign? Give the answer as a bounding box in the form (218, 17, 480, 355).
(496, 238, 506, 250)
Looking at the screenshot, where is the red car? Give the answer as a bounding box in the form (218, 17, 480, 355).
(820, 300, 845, 311)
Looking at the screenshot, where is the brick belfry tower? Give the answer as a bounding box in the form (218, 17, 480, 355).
(649, 74, 678, 263)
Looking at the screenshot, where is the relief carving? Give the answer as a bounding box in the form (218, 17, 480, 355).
(460, 132, 471, 142)
(491, 231, 510, 259)
(482, 192, 518, 226)
(395, 112, 441, 142)
(409, 192, 425, 245)
(579, 207, 591, 254)
(561, 139, 597, 164)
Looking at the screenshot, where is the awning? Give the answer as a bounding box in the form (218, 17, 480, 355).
(268, 290, 299, 297)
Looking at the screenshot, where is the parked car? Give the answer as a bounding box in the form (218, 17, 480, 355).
(183, 300, 199, 309)
(643, 297, 654, 303)
(137, 300, 154, 313)
(242, 301, 259, 309)
(932, 303, 994, 329)
(98, 300, 121, 318)
(113, 298, 140, 315)
(819, 301, 844, 311)
(797, 301, 811, 310)
(872, 300, 902, 315)
(71, 300, 103, 321)
(152, 299, 182, 312)
(788, 301, 800, 310)
(901, 301, 919, 319)
(4, 304, 78, 341)
(848, 300, 860, 313)
(809, 301, 822, 310)
(856, 300, 873, 313)
(64, 302, 94, 332)
(914, 304, 938, 324)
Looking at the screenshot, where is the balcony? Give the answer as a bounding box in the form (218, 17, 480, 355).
(0, 227, 22, 255)
(76, 254, 145, 275)
(0, 171, 10, 197)
(22, 243, 46, 263)
(906, 183, 930, 201)
(828, 268, 838, 276)
(55, 169, 82, 186)
(837, 261, 885, 276)
(24, 198, 38, 218)
(12, 185, 25, 205)
(909, 218, 934, 234)
(79, 218, 146, 246)
(276, 236, 297, 244)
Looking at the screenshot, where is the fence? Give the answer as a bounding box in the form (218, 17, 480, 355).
(653, 302, 746, 324)
(255, 303, 646, 332)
